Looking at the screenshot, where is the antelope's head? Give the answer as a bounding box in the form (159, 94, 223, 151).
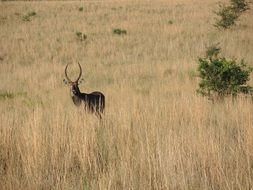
(64, 62, 83, 96)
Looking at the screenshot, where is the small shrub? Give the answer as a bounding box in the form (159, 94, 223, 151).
(28, 11, 36, 17)
(113, 28, 127, 35)
(79, 7, 83, 11)
(163, 69, 173, 77)
(205, 44, 221, 61)
(75, 31, 87, 41)
(214, 5, 239, 29)
(22, 16, 30, 21)
(168, 20, 173, 24)
(22, 11, 36, 21)
(197, 46, 252, 99)
(76, 31, 82, 38)
(231, 0, 250, 12)
(214, 0, 250, 29)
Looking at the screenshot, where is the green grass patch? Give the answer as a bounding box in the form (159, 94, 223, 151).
(0, 91, 27, 101)
(113, 28, 127, 35)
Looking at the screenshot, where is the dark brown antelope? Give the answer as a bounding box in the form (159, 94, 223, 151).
(64, 62, 105, 118)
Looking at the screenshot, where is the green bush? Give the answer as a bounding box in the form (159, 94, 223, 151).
(197, 46, 252, 99)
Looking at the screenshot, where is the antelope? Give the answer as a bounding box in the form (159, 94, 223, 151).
(64, 62, 105, 118)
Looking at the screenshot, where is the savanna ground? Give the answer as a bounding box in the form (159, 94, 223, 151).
(1, 0, 253, 189)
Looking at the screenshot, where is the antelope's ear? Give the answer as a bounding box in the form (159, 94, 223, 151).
(79, 78, 84, 84)
(63, 79, 69, 85)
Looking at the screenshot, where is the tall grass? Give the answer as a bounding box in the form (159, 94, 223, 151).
(1, 0, 253, 189)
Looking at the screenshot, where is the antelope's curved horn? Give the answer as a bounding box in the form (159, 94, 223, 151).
(75, 62, 82, 82)
(65, 63, 73, 82)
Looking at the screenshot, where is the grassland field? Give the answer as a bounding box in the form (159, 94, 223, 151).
(1, 0, 253, 189)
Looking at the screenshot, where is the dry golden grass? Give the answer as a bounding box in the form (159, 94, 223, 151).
(1, 0, 253, 189)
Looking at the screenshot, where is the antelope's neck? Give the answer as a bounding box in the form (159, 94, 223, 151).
(71, 94, 82, 106)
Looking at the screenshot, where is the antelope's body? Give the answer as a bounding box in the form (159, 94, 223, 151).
(65, 63, 105, 117)
(71, 90, 105, 113)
